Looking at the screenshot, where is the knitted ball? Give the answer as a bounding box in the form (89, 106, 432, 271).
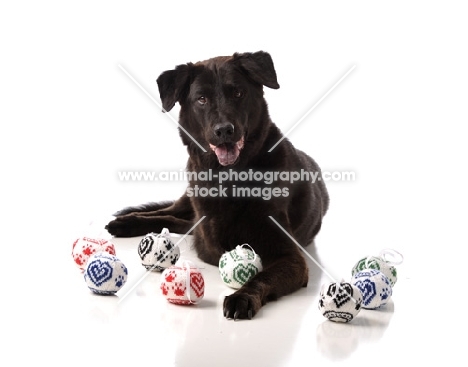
(351, 256, 398, 287)
(351, 269, 392, 309)
(72, 237, 116, 270)
(160, 262, 205, 305)
(138, 228, 180, 271)
(318, 282, 363, 323)
(219, 244, 263, 289)
(84, 252, 128, 295)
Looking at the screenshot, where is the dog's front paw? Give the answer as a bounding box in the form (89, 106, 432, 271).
(223, 292, 262, 320)
(105, 215, 142, 237)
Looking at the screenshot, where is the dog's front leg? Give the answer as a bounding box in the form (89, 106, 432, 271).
(223, 250, 309, 320)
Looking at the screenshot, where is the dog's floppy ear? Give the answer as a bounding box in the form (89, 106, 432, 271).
(232, 51, 280, 89)
(156, 63, 194, 112)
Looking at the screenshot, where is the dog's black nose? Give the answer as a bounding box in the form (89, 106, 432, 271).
(213, 122, 234, 140)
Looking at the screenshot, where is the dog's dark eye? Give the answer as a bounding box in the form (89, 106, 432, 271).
(234, 90, 244, 98)
(198, 96, 207, 105)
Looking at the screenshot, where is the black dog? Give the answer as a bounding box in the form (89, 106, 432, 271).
(106, 51, 329, 320)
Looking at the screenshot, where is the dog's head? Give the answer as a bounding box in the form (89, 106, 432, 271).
(156, 51, 279, 167)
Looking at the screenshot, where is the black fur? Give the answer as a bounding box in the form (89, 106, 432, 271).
(106, 51, 329, 320)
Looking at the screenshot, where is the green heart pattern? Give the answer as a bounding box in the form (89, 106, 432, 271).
(219, 248, 262, 289)
(232, 263, 259, 285)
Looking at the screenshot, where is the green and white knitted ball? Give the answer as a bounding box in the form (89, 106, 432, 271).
(84, 252, 128, 295)
(138, 228, 180, 271)
(219, 244, 263, 289)
(351, 269, 392, 309)
(318, 281, 363, 323)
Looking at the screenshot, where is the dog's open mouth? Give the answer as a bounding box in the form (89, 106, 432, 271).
(209, 137, 245, 166)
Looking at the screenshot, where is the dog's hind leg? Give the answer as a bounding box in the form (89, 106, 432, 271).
(105, 195, 194, 237)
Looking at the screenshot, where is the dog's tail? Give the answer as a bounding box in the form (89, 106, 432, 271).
(113, 201, 174, 216)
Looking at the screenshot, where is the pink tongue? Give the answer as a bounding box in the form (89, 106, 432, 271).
(214, 144, 240, 166)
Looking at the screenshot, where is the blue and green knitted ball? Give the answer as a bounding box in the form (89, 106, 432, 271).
(351, 256, 398, 286)
(318, 281, 363, 323)
(219, 244, 263, 289)
(351, 269, 392, 309)
(84, 252, 128, 295)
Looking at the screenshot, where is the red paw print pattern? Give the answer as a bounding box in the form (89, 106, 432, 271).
(72, 237, 116, 270)
(160, 264, 205, 305)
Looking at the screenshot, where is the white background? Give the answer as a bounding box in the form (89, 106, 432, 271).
(1, 0, 467, 364)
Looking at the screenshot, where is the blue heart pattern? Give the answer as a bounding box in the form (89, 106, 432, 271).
(354, 278, 377, 306)
(86, 259, 113, 287)
(353, 269, 392, 308)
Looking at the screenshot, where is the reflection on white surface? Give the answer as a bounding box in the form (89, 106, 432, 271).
(316, 302, 394, 361)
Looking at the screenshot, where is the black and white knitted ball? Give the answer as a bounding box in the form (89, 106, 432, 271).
(351, 269, 392, 309)
(138, 228, 180, 271)
(84, 252, 128, 295)
(318, 281, 363, 323)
